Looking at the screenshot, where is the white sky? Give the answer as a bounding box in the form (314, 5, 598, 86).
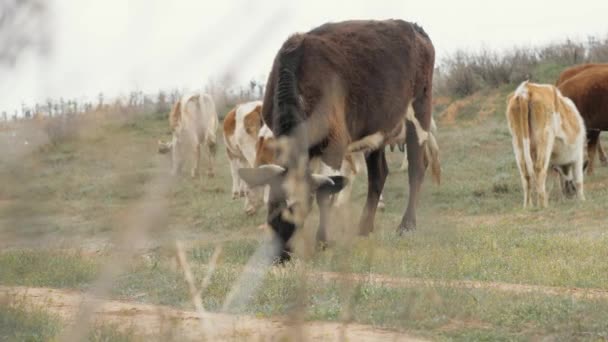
(1, 0, 607, 113)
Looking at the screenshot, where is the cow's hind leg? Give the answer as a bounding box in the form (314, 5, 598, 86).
(586, 130, 600, 174)
(227, 153, 241, 199)
(206, 138, 216, 178)
(171, 137, 183, 176)
(574, 152, 586, 201)
(398, 98, 431, 234)
(598, 136, 607, 166)
(534, 138, 553, 208)
(514, 144, 532, 208)
(358, 149, 388, 236)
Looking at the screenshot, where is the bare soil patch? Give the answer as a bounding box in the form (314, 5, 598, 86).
(0, 286, 427, 341)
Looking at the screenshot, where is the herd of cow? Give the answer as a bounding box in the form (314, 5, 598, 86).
(156, 19, 608, 262)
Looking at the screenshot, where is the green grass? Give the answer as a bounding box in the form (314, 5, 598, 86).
(0, 302, 60, 342)
(2, 90, 608, 340)
(0, 250, 99, 289)
(0, 301, 143, 342)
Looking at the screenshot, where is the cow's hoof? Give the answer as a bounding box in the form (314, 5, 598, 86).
(232, 192, 239, 200)
(397, 223, 416, 236)
(207, 171, 215, 178)
(273, 251, 292, 265)
(245, 206, 257, 216)
(602, 159, 608, 167)
(377, 200, 386, 211)
(239, 191, 246, 198)
(257, 223, 271, 231)
(316, 240, 328, 251)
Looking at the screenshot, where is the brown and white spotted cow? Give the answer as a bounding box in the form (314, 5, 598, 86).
(557, 63, 608, 174)
(158, 92, 218, 178)
(238, 20, 439, 262)
(223, 100, 265, 215)
(394, 116, 439, 175)
(255, 124, 385, 210)
(506, 81, 586, 208)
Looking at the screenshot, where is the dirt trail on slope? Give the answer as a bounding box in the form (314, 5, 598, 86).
(313, 271, 608, 300)
(0, 286, 426, 342)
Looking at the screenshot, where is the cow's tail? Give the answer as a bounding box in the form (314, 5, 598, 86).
(511, 83, 535, 178)
(169, 99, 181, 131)
(425, 123, 441, 185)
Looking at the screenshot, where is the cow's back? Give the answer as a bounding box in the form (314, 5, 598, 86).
(556, 63, 608, 86)
(559, 68, 608, 129)
(181, 92, 218, 143)
(263, 19, 435, 141)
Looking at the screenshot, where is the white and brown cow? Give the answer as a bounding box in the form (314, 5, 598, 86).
(257, 127, 385, 210)
(158, 92, 218, 178)
(223, 100, 265, 215)
(394, 116, 439, 175)
(506, 81, 586, 208)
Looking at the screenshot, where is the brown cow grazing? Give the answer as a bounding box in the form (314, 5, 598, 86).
(557, 63, 608, 173)
(506, 81, 586, 208)
(238, 19, 437, 262)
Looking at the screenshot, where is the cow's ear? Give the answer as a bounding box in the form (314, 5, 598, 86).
(239, 164, 285, 187)
(313, 175, 348, 195)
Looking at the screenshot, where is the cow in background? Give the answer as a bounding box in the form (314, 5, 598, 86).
(395, 116, 439, 174)
(557, 63, 608, 174)
(223, 101, 265, 215)
(506, 81, 585, 208)
(158, 92, 218, 178)
(256, 125, 386, 210)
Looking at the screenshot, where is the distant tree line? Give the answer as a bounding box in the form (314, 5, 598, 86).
(2, 79, 266, 122)
(434, 35, 608, 98)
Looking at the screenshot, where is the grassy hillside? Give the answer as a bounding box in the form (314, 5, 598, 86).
(1, 87, 608, 341)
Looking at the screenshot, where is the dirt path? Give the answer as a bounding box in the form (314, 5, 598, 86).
(0, 286, 427, 342)
(313, 271, 608, 300)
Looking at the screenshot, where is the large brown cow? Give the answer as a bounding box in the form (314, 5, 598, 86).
(558, 66, 608, 174)
(556, 63, 608, 171)
(238, 19, 437, 262)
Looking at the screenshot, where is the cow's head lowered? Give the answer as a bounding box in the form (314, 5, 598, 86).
(239, 152, 347, 262)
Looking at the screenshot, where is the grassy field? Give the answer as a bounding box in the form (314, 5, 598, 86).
(1, 87, 608, 341)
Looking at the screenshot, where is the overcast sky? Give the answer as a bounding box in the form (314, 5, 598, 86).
(1, 0, 607, 113)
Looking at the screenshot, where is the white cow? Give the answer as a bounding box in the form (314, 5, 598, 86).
(158, 92, 218, 178)
(506, 81, 585, 207)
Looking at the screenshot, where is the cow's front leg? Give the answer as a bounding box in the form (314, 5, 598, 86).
(316, 191, 332, 249)
(598, 139, 608, 166)
(358, 149, 388, 236)
(191, 143, 201, 178)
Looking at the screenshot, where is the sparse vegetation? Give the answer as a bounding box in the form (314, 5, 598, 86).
(434, 35, 608, 98)
(3, 34, 608, 340)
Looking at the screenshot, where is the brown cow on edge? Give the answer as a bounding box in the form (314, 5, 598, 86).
(556, 63, 608, 171)
(238, 19, 437, 262)
(558, 65, 608, 174)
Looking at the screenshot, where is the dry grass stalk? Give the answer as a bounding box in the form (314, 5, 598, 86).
(175, 241, 222, 339)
